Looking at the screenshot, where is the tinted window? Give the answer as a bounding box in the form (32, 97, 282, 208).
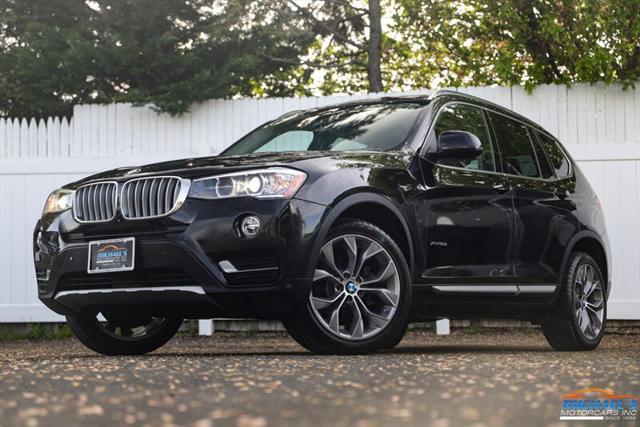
(433, 104, 495, 172)
(255, 130, 313, 152)
(488, 112, 540, 178)
(537, 131, 571, 178)
(531, 131, 554, 179)
(222, 103, 424, 155)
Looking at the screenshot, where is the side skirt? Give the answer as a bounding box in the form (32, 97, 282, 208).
(408, 283, 559, 322)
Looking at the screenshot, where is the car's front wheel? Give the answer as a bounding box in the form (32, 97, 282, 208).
(66, 309, 182, 355)
(542, 252, 607, 351)
(284, 219, 411, 354)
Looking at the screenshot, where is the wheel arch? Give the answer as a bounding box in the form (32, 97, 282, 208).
(561, 231, 609, 297)
(306, 192, 415, 278)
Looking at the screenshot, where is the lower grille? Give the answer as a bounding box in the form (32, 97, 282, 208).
(63, 225, 188, 243)
(225, 270, 281, 287)
(58, 269, 198, 291)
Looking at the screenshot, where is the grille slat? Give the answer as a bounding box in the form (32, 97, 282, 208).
(165, 179, 176, 212)
(82, 187, 89, 220)
(156, 178, 164, 215)
(141, 180, 150, 217)
(132, 181, 140, 218)
(106, 185, 114, 218)
(173, 181, 181, 205)
(87, 185, 96, 221)
(97, 184, 106, 219)
(75, 187, 84, 219)
(149, 179, 159, 217)
(73, 182, 117, 223)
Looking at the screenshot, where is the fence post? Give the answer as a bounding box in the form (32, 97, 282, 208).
(436, 319, 450, 335)
(198, 319, 214, 336)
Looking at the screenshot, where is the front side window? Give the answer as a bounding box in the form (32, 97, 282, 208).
(222, 103, 424, 155)
(488, 112, 540, 178)
(537, 131, 571, 178)
(432, 103, 495, 172)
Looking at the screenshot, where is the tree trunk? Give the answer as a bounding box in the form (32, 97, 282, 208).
(367, 0, 383, 92)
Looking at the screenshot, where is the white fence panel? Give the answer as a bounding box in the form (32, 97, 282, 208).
(0, 83, 639, 322)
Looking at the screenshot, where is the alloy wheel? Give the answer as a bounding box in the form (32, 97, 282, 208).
(573, 263, 605, 340)
(309, 234, 400, 341)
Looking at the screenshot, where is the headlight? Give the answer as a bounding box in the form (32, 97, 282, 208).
(43, 188, 74, 215)
(190, 168, 307, 200)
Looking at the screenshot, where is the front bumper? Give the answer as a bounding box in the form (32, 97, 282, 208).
(33, 197, 327, 318)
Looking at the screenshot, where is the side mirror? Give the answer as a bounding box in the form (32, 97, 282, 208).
(430, 130, 483, 160)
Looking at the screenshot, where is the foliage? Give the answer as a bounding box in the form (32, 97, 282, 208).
(392, 0, 640, 90)
(0, 0, 313, 118)
(1, 0, 638, 118)
(0, 323, 72, 340)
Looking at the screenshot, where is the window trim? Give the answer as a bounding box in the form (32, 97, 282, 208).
(422, 100, 574, 183)
(483, 108, 574, 183)
(486, 109, 548, 180)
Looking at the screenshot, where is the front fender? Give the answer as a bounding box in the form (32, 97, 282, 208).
(301, 191, 415, 278)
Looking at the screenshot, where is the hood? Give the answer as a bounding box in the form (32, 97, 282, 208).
(66, 150, 414, 189)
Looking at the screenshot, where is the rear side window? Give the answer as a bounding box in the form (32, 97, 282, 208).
(488, 112, 540, 178)
(537, 131, 571, 178)
(433, 104, 495, 172)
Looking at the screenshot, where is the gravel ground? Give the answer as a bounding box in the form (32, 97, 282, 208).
(1, 330, 638, 427)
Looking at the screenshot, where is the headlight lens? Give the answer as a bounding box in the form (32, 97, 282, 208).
(190, 168, 307, 200)
(43, 188, 74, 215)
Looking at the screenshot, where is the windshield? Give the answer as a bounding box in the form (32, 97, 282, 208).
(221, 102, 425, 155)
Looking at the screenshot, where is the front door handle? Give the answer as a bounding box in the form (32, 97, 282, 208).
(555, 188, 569, 199)
(492, 182, 510, 193)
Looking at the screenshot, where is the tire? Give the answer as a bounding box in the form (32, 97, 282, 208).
(542, 252, 607, 351)
(283, 219, 411, 354)
(67, 309, 183, 355)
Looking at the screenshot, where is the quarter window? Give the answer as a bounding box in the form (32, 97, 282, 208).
(531, 130, 554, 179)
(433, 104, 495, 172)
(537, 131, 571, 178)
(488, 112, 540, 178)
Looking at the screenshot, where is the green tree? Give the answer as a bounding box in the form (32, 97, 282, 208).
(0, 0, 314, 118)
(1, 0, 638, 118)
(392, 0, 640, 90)
(254, 0, 385, 94)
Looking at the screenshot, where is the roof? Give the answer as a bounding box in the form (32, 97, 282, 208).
(282, 89, 552, 137)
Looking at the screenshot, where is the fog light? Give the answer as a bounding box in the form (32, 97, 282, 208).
(240, 215, 261, 237)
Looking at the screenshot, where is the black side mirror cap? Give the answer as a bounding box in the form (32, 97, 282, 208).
(428, 130, 483, 160)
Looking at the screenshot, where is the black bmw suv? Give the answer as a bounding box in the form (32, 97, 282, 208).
(34, 91, 610, 355)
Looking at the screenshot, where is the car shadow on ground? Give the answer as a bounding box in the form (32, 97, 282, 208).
(21, 344, 558, 361)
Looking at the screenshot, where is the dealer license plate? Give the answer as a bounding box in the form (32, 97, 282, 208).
(87, 237, 135, 274)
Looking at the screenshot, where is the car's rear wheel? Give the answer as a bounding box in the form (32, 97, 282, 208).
(284, 219, 411, 354)
(542, 252, 606, 351)
(66, 309, 182, 355)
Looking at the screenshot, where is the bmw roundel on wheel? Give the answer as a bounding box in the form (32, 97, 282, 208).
(33, 91, 611, 355)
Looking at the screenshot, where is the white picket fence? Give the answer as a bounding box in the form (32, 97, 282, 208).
(1, 83, 639, 323)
